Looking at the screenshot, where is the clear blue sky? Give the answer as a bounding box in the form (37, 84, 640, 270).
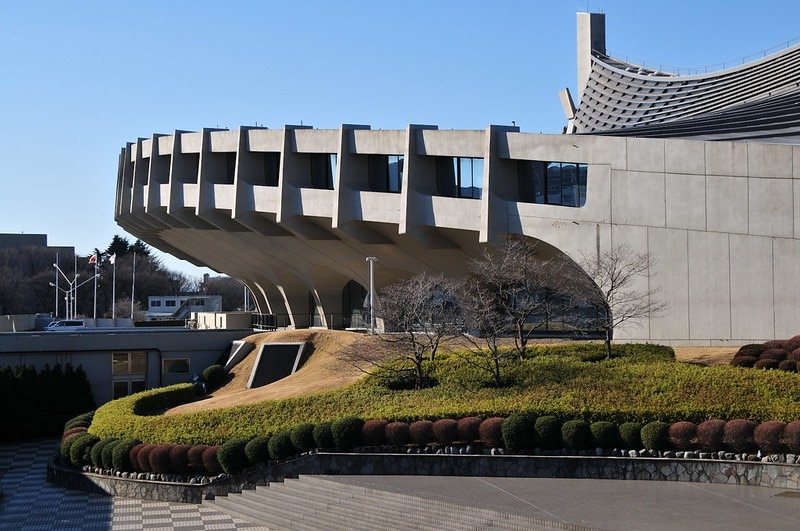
(1, 0, 799, 277)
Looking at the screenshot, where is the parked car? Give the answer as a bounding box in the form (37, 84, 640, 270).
(45, 320, 87, 331)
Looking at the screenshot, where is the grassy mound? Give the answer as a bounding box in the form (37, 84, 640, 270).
(88, 343, 800, 445)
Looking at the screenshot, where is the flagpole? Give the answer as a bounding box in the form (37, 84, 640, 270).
(112, 256, 116, 320)
(93, 253, 98, 321)
(131, 252, 136, 319)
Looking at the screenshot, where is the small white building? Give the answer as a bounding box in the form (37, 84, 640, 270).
(146, 295, 222, 321)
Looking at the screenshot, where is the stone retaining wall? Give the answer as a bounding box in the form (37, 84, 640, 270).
(47, 452, 800, 504)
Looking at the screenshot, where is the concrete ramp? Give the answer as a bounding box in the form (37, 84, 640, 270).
(246, 342, 306, 389)
(223, 340, 254, 371)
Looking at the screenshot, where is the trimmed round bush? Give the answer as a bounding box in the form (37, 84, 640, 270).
(361, 419, 388, 447)
(432, 419, 459, 446)
(409, 420, 435, 446)
(331, 417, 365, 450)
(590, 421, 619, 449)
(218, 438, 250, 475)
(479, 417, 505, 448)
(101, 439, 121, 470)
(129, 444, 145, 472)
(735, 344, 765, 358)
(202, 365, 226, 391)
(149, 444, 172, 474)
(778, 360, 797, 372)
(754, 421, 786, 454)
(561, 420, 592, 450)
(290, 423, 317, 453)
(618, 422, 643, 449)
(763, 339, 787, 350)
(112, 439, 142, 472)
(245, 436, 271, 466)
(202, 446, 223, 476)
(668, 421, 697, 451)
(785, 335, 800, 352)
(641, 421, 670, 451)
(62, 426, 88, 441)
(535, 416, 563, 450)
(730, 356, 757, 368)
(188, 445, 209, 475)
(754, 359, 779, 370)
(169, 444, 192, 475)
(782, 421, 800, 453)
(312, 422, 334, 450)
(137, 444, 155, 472)
(91, 437, 117, 469)
(69, 433, 99, 467)
(501, 412, 536, 454)
(759, 349, 788, 362)
(696, 419, 726, 451)
(59, 433, 80, 464)
(724, 419, 757, 453)
(790, 349, 800, 362)
(385, 422, 410, 446)
(268, 430, 296, 461)
(457, 417, 482, 444)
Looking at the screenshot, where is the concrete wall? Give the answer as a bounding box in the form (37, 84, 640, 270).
(116, 126, 800, 346)
(0, 329, 249, 406)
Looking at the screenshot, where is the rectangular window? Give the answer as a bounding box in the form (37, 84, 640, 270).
(517, 160, 587, 208)
(436, 157, 483, 199)
(165, 300, 176, 307)
(112, 351, 148, 398)
(162, 358, 190, 374)
(150, 300, 162, 308)
(261, 152, 280, 186)
(224, 152, 237, 184)
(367, 154, 403, 193)
(309, 153, 336, 189)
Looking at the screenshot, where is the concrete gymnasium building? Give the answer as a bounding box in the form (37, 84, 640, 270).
(115, 13, 800, 346)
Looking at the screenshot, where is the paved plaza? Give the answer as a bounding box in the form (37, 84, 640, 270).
(3, 439, 800, 529)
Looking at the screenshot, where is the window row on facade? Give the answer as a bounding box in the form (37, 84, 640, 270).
(135, 150, 587, 208)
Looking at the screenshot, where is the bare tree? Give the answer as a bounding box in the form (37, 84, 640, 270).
(376, 272, 462, 390)
(576, 243, 667, 359)
(466, 235, 574, 359)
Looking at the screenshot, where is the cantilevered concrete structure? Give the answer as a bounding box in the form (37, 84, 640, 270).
(115, 13, 800, 345)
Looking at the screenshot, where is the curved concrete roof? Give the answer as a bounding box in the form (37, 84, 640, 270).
(573, 42, 800, 141)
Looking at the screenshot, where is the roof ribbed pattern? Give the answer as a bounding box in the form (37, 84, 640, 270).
(573, 43, 800, 141)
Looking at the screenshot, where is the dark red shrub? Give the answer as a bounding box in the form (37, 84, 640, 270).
(754, 421, 786, 454)
(778, 360, 797, 372)
(409, 420, 434, 446)
(61, 426, 88, 441)
(188, 445, 209, 475)
(479, 417, 505, 448)
(457, 417, 482, 443)
(696, 419, 726, 451)
(668, 421, 697, 450)
(734, 344, 765, 358)
(759, 349, 788, 362)
(137, 444, 155, 472)
(763, 339, 787, 351)
(432, 419, 459, 446)
(729, 356, 757, 368)
(149, 444, 172, 474)
(169, 444, 192, 475)
(781, 421, 800, 453)
(785, 335, 800, 352)
(129, 444, 145, 472)
(754, 359, 779, 370)
(202, 445, 223, 476)
(385, 422, 410, 446)
(723, 419, 757, 453)
(790, 349, 800, 362)
(361, 419, 388, 446)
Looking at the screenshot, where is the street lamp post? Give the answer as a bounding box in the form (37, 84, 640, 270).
(53, 263, 78, 320)
(365, 256, 377, 334)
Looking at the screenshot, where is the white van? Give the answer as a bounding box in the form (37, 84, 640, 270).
(45, 320, 87, 331)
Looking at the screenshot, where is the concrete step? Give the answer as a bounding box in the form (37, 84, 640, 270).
(207, 475, 559, 530)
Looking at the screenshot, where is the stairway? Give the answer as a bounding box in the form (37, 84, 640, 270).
(205, 475, 561, 530)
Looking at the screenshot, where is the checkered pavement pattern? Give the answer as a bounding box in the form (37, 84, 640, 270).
(0, 439, 268, 530)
